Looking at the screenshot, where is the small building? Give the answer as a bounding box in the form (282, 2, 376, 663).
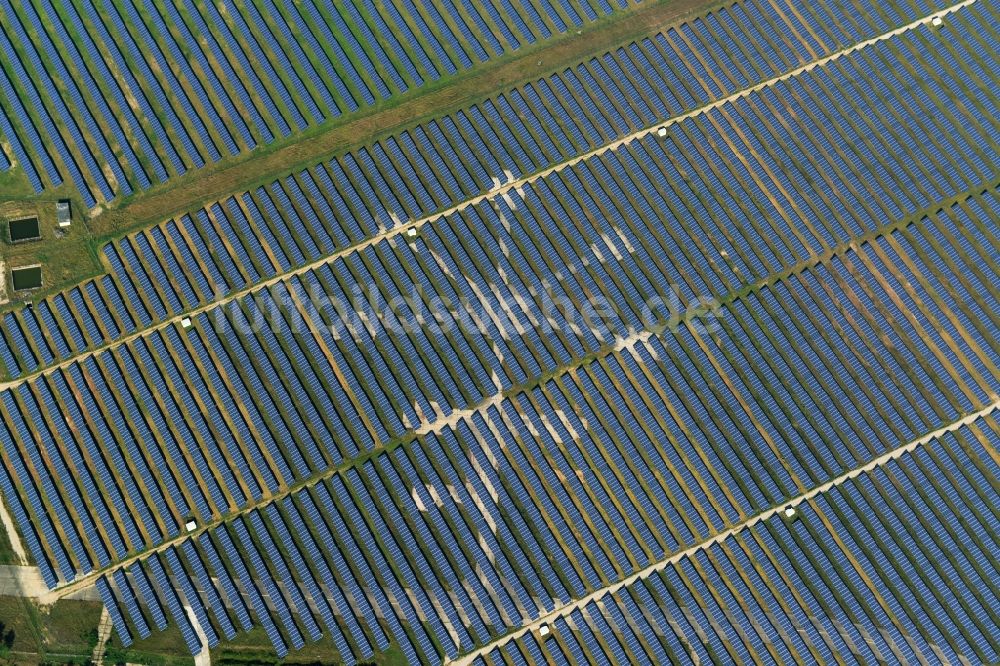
(8, 216, 40, 243)
(56, 200, 71, 228)
(782, 505, 800, 523)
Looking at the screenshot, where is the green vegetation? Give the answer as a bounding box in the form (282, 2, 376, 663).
(0, 523, 18, 566)
(0, 160, 38, 203)
(210, 628, 407, 666)
(104, 622, 193, 666)
(0, 199, 102, 306)
(0, 597, 102, 666)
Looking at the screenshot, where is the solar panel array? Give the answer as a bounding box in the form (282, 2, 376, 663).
(0, 0, 638, 205)
(89, 414, 999, 664)
(476, 417, 999, 664)
(0, 0, 996, 663)
(0, 0, 978, 379)
(84, 410, 1000, 663)
(2, 187, 996, 656)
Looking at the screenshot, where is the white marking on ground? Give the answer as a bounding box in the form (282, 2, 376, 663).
(0, 565, 47, 597)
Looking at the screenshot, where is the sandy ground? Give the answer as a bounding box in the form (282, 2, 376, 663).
(185, 604, 212, 666)
(0, 564, 100, 601)
(0, 495, 27, 564)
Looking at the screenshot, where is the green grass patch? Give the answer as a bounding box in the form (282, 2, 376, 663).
(0, 519, 19, 565)
(210, 628, 407, 666)
(0, 596, 102, 666)
(0, 198, 102, 310)
(105, 619, 194, 666)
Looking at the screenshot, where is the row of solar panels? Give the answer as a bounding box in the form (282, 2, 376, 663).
(472, 418, 1000, 665)
(0, 0, 991, 381)
(93, 409, 999, 664)
(0, 172, 994, 596)
(0, 0, 639, 204)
